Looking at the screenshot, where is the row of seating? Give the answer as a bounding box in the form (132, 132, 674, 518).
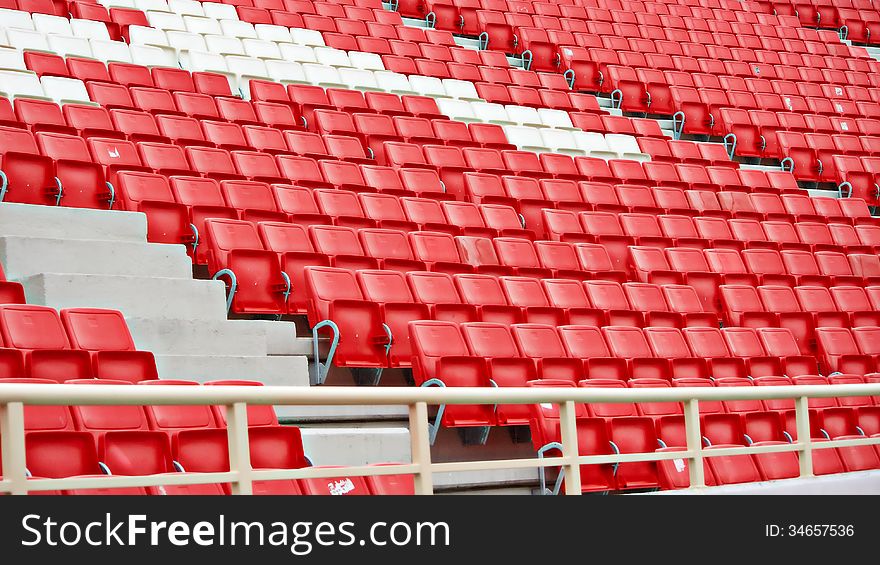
(0, 304, 158, 382)
(546, 212, 880, 263)
(629, 238, 880, 281)
(409, 320, 839, 385)
(761, 0, 880, 45)
(630, 244, 880, 314)
(526, 378, 880, 491)
(1, 378, 414, 495)
(0, 261, 26, 305)
(410, 0, 876, 196)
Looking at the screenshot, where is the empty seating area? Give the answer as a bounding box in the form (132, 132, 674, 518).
(9, 377, 414, 495)
(1, 0, 880, 495)
(398, 0, 880, 199)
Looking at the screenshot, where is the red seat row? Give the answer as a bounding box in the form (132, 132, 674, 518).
(0, 305, 157, 383)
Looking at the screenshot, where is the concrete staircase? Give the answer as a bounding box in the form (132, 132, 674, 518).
(0, 202, 411, 469)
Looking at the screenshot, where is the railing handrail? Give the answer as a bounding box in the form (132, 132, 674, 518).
(2, 383, 880, 496)
(0, 382, 877, 405)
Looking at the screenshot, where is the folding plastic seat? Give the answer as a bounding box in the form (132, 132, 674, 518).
(722, 327, 792, 378)
(556, 325, 627, 380)
(408, 231, 474, 276)
(306, 224, 378, 272)
(452, 273, 526, 325)
(303, 265, 393, 373)
(623, 214, 679, 251)
(453, 171, 508, 210)
(830, 286, 880, 327)
(816, 406, 880, 471)
(816, 251, 871, 286)
(584, 281, 644, 328)
(56, 308, 155, 385)
(816, 327, 875, 376)
(454, 235, 512, 277)
(346, 270, 427, 370)
(681, 327, 747, 379)
(719, 283, 780, 329)
(491, 238, 552, 279)
(755, 326, 819, 377)
(408, 320, 496, 429)
(202, 218, 289, 314)
(533, 279, 600, 327)
(626, 246, 682, 287)
(459, 322, 546, 424)
(0, 125, 60, 206)
(659, 284, 719, 328)
(163, 176, 232, 263)
(111, 171, 195, 250)
(310, 189, 373, 230)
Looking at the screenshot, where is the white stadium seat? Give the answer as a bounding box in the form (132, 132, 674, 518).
(302, 63, 347, 89)
(605, 134, 652, 162)
(89, 39, 134, 63)
(409, 75, 448, 98)
(470, 102, 515, 125)
(540, 128, 585, 156)
(220, 19, 257, 39)
(255, 24, 291, 43)
(41, 76, 91, 104)
(146, 11, 186, 32)
(243, 39, 283, 60)
(442, 79, 481, 101)
(290, 28, 325, 47)
(32, 14, 74, 36)
(47, 35, 93, 58)
(168, 0, 204, 16)
(265, 60, 308, 85)
(348, 51, 385, 71)
(201, 2, 238, 21)
(505, 105, 543, 127)
(204, 34, 245, 55)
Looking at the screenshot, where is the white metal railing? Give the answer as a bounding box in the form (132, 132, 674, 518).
(1, 383, 880, 495)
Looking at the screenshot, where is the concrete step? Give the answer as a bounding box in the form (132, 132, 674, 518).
(301, 427, 411, 466)
(454, 36, 482, 50)
(153, 353, 309, 387)
(244, 319, 312, 356)
(126, 317, 268, 357)
(281, 404, 409, 422)
(0, 202, 147, 243)
(401, 16, 428, 27)
(0, 237, 191, 280)
(433, 468, 538, 490)
(19, 272, 229, 320)
(739, 163, 784, 172)
(807, 188, 842, 199)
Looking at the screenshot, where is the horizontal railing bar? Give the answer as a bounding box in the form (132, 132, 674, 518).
(244, 464, 421, 481)
(4, 437, 879, 493)
(0, 465, 423, 494)
(0, 384, 878, 406)
(807, 437, 880, 450)
(7, 472, 237, 492)
(429, 457, 568, 473)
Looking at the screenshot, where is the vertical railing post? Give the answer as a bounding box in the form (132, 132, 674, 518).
(558, 400, 582, 495)
(226, 402, 253, 495)
(795, 396, 813, 478)
(684, 399, 705, 488)
(409, 401, 434, 495)
(0, 402, 28, 495)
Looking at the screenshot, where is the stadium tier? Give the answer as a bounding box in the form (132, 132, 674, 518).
(1, 0, 880, 495)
